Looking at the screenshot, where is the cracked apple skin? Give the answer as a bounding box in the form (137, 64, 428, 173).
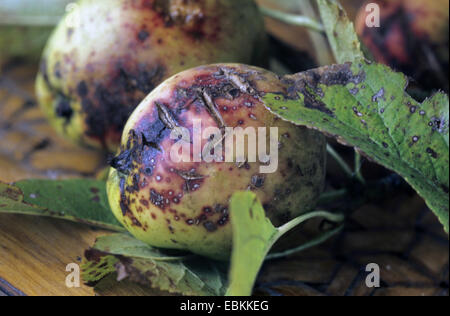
(107, 64, 327, 260)
(356, 0, 449, 91)
(36, 0, 267, 151)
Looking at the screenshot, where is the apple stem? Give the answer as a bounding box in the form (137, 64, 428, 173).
(259, 6, 325, 33)
(318, 188, 348, 204)
(276, 211, 345, 237)
(264, 210, 345, 261)
(328, 144, 366, 185)
(327, 144, 353, 178)
(297, 0, 335, 66)
(354, 151, 366, 184)
(266, 224, 344, 261)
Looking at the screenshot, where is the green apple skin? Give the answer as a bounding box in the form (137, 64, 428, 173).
(36, 0, 267, 151)
(107, 64, 327, 260)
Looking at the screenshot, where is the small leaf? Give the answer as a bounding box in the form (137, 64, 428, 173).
(0, 179, 124, 231)
(81, 194, 343, 296)
(82, 234, 229, 296)
(263, 62, 449, 232)
(226, 192, 278, 296)
(82, 251, 119, 286)
(88, 233, 190, 261)
(226, 192, 345, 296)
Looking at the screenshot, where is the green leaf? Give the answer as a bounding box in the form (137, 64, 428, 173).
(82, 234, 229, 296)
(81, 251, 119, 286)
(226, 192, 278, 296)
(317, 0, 364, 64)
(263, 61, 449, 232)
(0, 179, 124, 231)
(80, 193, 343, 296)
(226, 192, 345, 296)
(314, 0, 448, 230)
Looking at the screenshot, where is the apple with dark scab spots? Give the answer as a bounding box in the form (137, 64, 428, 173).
(356, 0, 449, 92)
(36, 0, 267, 151)
(107, 64, 327, 260)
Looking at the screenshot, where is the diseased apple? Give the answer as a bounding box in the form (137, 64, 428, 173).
(36, 0, 267, 151)
(107, 64, 327, 260)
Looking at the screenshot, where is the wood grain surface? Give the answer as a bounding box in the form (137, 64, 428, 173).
(0, 0, 448, 296)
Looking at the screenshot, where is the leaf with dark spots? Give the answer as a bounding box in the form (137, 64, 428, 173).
(0, 179, 124, 232)
(264, 61, 449, 233)
(82, 249, 119, 286)
(81, 233, 228, 296)
(268, 0, 449, 233)
(282, 63, 367, 117)
(372, 88, 386, 103)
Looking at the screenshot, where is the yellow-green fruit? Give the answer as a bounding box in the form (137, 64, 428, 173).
(107, 64, 327, 260)
(35, 0, 267, 151)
